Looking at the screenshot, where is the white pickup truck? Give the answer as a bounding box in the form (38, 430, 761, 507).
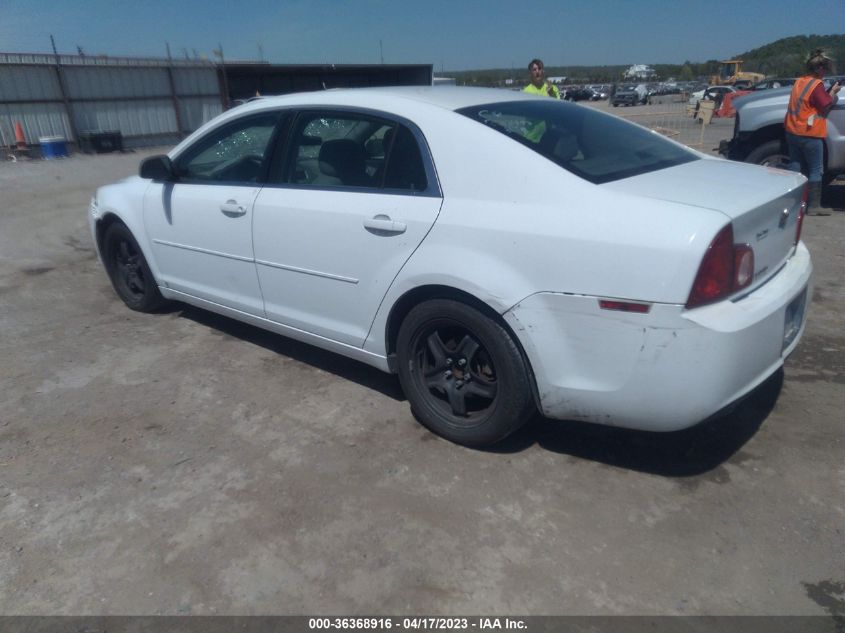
(719, 76, 844, 184)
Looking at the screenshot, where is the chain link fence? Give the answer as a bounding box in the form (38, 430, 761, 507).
(587, 93, 736, 154)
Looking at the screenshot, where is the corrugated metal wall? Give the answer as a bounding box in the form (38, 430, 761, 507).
(0, 64, 68, 147)
(173, 67, 224, 131)
(0, 54, 432, 152)
(0, 53, 221, 150)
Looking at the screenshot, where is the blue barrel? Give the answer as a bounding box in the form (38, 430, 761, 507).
(39, 136, 69, 159)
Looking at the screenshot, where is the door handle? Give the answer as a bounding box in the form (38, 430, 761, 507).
(220, 199, 247, 216)
(363, 214, 407, 234)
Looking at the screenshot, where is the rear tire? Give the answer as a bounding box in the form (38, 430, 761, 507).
(102, 223, 166, 312)
(396, 299, 536, 447)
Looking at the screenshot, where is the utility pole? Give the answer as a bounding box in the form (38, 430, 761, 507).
(379, 39, 384, 64)
(50, 35, 79, 146)
(165, 42, 185, 137)
(213, 43, 230, 110)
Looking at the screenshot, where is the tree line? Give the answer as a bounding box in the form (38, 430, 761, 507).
(448, 34, 845, 86)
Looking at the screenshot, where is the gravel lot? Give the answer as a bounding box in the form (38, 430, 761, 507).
(1, 110, 844, 617)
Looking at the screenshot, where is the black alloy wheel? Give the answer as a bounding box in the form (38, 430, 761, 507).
(102, 223, 165, 312)
(396, 299, 536, 447)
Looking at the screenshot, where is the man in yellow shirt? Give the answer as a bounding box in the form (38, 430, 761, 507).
(523, 59, 560, 99)
(522, 58, 560, 143)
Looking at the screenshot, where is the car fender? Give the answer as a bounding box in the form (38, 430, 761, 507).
(91, 176, 163, 282)
(363, 247, 535, 358)
(732, 86, 792, 133)
(827, 103, 845, 173)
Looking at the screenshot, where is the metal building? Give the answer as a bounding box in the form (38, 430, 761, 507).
(0, 52, 222, 151)
(222, 62, 433, 101)
(0, 51, 433, 152)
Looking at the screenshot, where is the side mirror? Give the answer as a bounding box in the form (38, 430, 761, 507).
(140, 155, 175, 181)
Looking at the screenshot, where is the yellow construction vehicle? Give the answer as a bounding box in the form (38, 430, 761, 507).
(710, 60, 764, 87)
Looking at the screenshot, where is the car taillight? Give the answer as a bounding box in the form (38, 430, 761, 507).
(795, 183, 807, 245)
(686, 224, 755, 309)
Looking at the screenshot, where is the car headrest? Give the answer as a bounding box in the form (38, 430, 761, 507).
(318, 139, 367, 183)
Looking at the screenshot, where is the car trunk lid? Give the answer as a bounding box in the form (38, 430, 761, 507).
(603, 157, 806, 291)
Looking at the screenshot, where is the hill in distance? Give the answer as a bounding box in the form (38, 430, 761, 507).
(448, 33, 845, 85)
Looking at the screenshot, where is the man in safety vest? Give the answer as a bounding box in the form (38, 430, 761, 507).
(522, 59, 560, 144)
(524, 59, 560, 99)
(784, 49, 841, 215)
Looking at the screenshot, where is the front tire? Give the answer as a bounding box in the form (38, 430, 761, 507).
(748, 139, 835, 185)
(102, 222, 166, 312)
(396, 299, 536, 447)
(745, 139, 790, 170)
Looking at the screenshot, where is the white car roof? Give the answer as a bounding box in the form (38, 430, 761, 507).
(234, 86, 537, 114)
(173, 86, 539, 158)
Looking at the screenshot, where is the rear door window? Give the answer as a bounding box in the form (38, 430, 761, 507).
(383, 125, 428, 192)
(274, 110, 432, 194)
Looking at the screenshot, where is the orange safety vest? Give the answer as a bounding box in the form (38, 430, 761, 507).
(784, 76, 827, 138)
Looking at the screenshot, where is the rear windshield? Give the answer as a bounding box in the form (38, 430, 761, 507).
(456, 100, 697, 184)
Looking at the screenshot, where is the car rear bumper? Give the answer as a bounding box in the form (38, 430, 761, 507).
(503, 242, 812, 431)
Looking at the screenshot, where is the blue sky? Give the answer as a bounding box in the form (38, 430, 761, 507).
(1, 0, 842, 71)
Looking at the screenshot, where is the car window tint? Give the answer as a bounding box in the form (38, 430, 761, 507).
(176, 113, 278, 183)
(457, 100, 697, 184)
(383, 125, 428, 192)
(288, 113, 394, 189)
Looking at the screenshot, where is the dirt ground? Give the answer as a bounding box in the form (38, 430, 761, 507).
(1, 112, 844, 617)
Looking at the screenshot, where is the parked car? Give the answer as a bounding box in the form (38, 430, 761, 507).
(657, 82, 681, 95)
(750, 78, 796, 91)
(612, 84, 645, 106)
(719, 76, 844, 181)
(645, 83, 662, 98)
(563, 85, 593, 101)
(231, 95, 265, 107)
(588, 84, 610, 100)
(688, 85, 737, 107)
(91, 87, 812, 447)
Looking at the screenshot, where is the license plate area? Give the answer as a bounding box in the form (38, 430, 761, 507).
(783, 286, 807, 351)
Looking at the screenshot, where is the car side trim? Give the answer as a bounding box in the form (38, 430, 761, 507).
(152, 238, 254, 262)
(154, 237, 361, 283)
(255, 259, 359, 284)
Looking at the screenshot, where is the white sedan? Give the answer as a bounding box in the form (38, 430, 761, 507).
(688, 85, 737, 106)
(89, 87, 811, 446)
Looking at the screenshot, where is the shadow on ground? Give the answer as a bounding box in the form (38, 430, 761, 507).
(494, 370, 782, 478)
(175, 299, 782, 479)
(823, 179, 845, 210)
(177, 305, 405, 400)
